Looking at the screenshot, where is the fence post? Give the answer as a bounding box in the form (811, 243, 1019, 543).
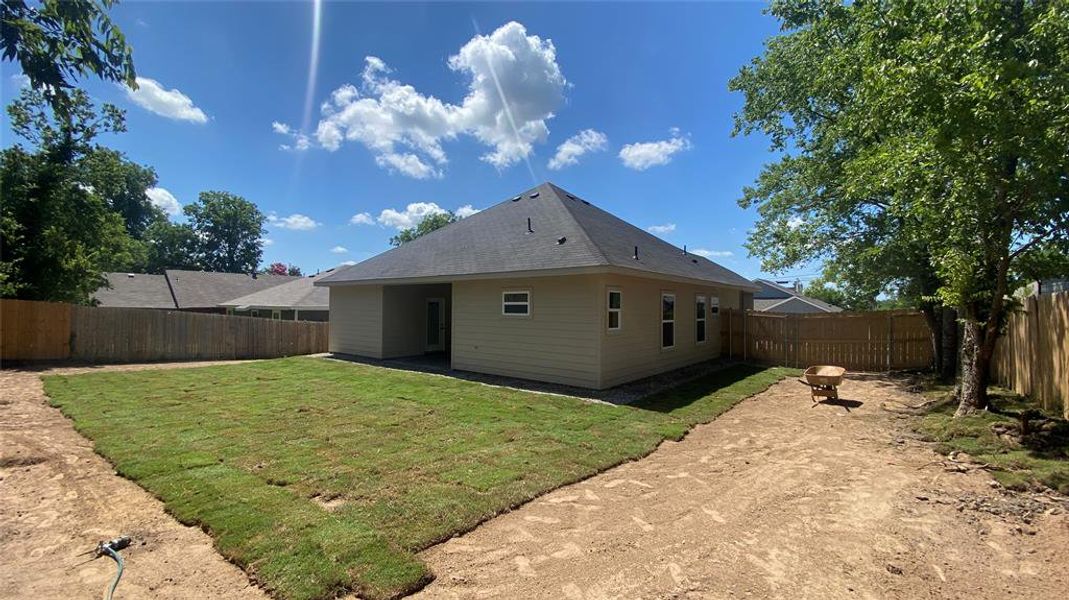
(742, 310, 748, 361)
(886, 312, 894, 372)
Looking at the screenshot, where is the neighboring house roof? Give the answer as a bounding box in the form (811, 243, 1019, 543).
(752, 278, 843, 313)
(318, 182, 759, 291)
(94, 273, 177, 309)
(165, 270, 300, 309)
(220, 270, 333, 310)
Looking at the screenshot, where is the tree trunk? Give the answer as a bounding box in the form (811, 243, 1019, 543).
(940, 306, 958, 382)
(956, 319, 988, 415)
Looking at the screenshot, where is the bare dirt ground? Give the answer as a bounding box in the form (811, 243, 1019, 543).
(414, 376, 1069, 600)
(2, 364, 1066, 600)
(0, 361, 267, 600)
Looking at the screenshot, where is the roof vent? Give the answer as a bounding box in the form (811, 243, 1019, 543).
(528, 192, 540, 199)
(683, 244, 687, 255)
(511, 195, 521, 202)
(566, 194, 576, 200)
(581, 199, 590, 205)
(633, 245, 639, 260)
(126, 273, 135, 278)
(691, 258, 699, 264)
(526, 217, 534, 234)
(557, 236, 567, 245)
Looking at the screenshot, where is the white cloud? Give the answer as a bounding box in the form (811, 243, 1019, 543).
(349, 212, 375, 225)
(272, 121, 311, 151)
(691, 248, 733, 258)
(267, 213, 321, 231)
(330, 245, 348, 254)
(341, 260, 357, 266)
(787, 216, 805, 229)
(548, 129, 607, 170)
(145, 187, 182, 216)
(261, 237, 275, 246)
(455, 204, 480, 218)
(314, 21, 566, 178)
(11, 73, 30, 88)
(126, 77, 208, 123)
(377, 202, 448, 229)
(647, 223, 676, 235)
(619, 128, 692, 170)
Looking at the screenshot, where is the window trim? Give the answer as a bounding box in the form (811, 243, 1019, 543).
(607, 289, 622, 332)
(501, 290, 531, 317)
(696, 294, 707, 344)
(661, 292, 676, 350)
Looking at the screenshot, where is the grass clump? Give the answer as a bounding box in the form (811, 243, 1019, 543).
(44, 357, 791, 599)
(916, 384, 1069, 494)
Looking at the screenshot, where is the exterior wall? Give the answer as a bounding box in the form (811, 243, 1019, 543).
(596, 274, 742, 388)
(328, 285, 383, 358)
(451, 275, 601, 388)
(382, 284, 452, 358)
(741, 292, 755, 311)
(765, 297, 825, 314)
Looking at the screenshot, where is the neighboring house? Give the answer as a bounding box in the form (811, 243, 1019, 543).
(317, 183, 759, 389)
(93, 270, 300, 314)
(219, 270, 332, 321)
(752, 278, 843, 314)
(93, 273, 177, 309)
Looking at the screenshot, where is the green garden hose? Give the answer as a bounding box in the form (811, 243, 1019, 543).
(101, 545, 124, 600)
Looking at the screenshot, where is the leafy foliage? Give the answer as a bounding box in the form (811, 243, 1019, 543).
(1, 88, 144, 302)
(730, 0, 1069, 412)
(183, 191, 266, 273)
(264, 262, 302, 276)
(1, 0, 136, 115)
(143, 220, 200, 273)
(388, 211, 457, 246)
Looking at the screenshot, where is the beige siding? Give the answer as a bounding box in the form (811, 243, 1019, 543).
(597, 274, 742, 388)
(451, 275, 601, 388)
(328, 285, 383, 358)
(382, 284, 452, 358)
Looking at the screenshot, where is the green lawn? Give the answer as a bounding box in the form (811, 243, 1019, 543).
(44, 357, 792, 600)
(916, 385, 1069, 494)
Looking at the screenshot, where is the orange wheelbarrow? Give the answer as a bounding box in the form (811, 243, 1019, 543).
(801, 365, 846, 403)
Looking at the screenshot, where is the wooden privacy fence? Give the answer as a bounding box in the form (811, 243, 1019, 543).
(991, 292, 1068, 419)
(1, 299, 329, 363)
(721, 309, 934, 372)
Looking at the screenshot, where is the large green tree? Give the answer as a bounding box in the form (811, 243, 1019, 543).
(389, 211, 457, 246)
(1, 88, 142, 302)
(143, 220, 199, 273)
(1, 0, 136, 115)
(81, 147, 163, 238)
(184, 191, 265, 273)
(731, 0, 1069, 415)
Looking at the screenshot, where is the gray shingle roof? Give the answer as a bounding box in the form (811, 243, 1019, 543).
(94, 273, 177, 309)
(165, 270, 300, 309)
(752, 278, 843, 313)
(318, 182, 758, 290)
(220, 271, 332, 309)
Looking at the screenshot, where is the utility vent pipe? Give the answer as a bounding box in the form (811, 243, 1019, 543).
(527, 218, 533, 234)
(633, 245, 639, 260)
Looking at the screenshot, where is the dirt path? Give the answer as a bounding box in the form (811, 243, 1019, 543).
(414, 376, 1069, 600)
(0, 361, 267, 600)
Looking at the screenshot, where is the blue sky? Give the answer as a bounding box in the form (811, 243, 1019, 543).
(1, 1, 818, 283)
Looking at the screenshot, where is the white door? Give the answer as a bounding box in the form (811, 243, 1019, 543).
(425, 298, 445, 352)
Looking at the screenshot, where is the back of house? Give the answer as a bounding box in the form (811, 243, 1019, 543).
(317, 183, 758, 389)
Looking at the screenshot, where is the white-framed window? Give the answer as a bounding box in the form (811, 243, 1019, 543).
(502, 290, 530, 316)
(661, 292, 675, 349)
(710, 296, 720, 315)
(696, 295, 707, 344)
(607, 289, 622, 331)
